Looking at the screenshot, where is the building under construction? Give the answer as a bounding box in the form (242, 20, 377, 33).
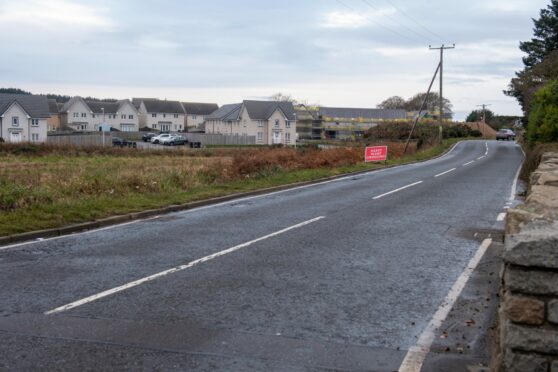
(295, 105, 407, 140)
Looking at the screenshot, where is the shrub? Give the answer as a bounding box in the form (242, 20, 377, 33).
(528, 79, 558, 142)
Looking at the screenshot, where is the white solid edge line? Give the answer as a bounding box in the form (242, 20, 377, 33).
(509, 156, 525, 202)
(398, 238, 493, 372)
(434, 168, 456, 178)
(373, 181, 423, 200)
(463, 160, 475, 166)
(1, 142, 467, 251)
(497, 213, 507, 222)
(45, 216, 325, 315)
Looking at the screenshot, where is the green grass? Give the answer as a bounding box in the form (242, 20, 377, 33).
(0, 138, 463, 237)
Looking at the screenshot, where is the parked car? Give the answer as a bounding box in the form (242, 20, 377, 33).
(163, 135, 188, 146)
(142, 133, 157, 142)
(112, 137, 137, 148)
(151, 133, 172, 144)
(496, 129, 516, 141)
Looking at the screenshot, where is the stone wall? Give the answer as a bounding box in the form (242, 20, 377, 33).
(497, 152, 558, 371)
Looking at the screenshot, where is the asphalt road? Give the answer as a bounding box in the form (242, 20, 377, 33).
(0, 140, 524, 371)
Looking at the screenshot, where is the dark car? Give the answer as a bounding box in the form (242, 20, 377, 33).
(164, 135, 188, 146)
(112, 137, 137, 148)
(142, 133, 157, 142)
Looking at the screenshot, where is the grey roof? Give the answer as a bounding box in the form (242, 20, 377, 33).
(317, 107, 407, 120)
(182, 102, 219, 116)
(206, 103, 242, 121)
(207, 100, 296, 121)
(138, 99, 185, 114)
(85, 101, 121, 114)
(48, 99, 59, 114)
(244, 100, 296, 121)
(0, 93, 50, 118)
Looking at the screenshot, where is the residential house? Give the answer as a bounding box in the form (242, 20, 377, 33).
(133, 98, 185, 132)
(59, 97, 139, 132)
(0, 93, 49, 143)
(295, 106, 407, 140)
(181, 102, 219, 131)
(47, 99, 61, 131)
(205, 100, 296, 145)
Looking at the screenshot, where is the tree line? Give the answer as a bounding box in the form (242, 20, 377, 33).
(506, 0, 558, 142)
(0, 87, 117, 103)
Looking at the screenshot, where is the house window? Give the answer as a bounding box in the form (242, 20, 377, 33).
(243, 119, 247, 127)
(12, 117, 19, 127)
(258, 121, 263, 127)
(163, 114, 166, 118)
(31, 119, 39, 126)
(174, 114, 179, 118)
(31, 133, 39, 141)
(275, 119, 280, 129)
(121, 114, 126, 119)
(81, 113, 87, 118)
(153, 124, 157, 129)
(152, 113, 156, 118)
(286, 121, 291, 128)
(257, 132, 263, 142)
(92, 114, 96, 118)
(192, 115, 197, 120)
(73, 113, 79, 118)
(285, 132, 291, 143)
(129, 115, 134, 119)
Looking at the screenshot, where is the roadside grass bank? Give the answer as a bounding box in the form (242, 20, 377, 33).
(0, 139, 463, 237)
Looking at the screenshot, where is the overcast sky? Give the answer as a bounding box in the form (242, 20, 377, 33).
(0, 0, 549, 119)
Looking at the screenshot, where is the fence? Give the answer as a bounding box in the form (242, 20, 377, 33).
(47, 132, 256, 147)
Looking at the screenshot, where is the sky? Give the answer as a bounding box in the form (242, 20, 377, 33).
(0, 0, 550, 120)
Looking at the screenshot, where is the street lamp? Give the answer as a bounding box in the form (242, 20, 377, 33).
(101, 107, 105, 146)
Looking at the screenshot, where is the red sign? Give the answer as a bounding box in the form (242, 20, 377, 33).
(365, 146, 388, 162)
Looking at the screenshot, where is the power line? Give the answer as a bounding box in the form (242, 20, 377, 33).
(384, 0, 445, 42)
(361, 0, 434, 43)
(335, 0, 424, 44)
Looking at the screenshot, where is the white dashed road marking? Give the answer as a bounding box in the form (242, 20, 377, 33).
(45, 216, 325, 315)
(463, 160, 475, 166)
(372, 181, 423, 200)
(434, 168, 456, 178)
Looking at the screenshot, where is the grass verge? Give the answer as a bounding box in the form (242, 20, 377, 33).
(0, 138, 463, 237)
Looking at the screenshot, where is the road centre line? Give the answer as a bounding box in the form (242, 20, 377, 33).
(497, 213, 507, 222)
(463, 160, 475, 166)
(45, 216, 325, 315)
(372, 181, 423, 200)
(398, 238, 493, 372)
(434, 168, 456, 178)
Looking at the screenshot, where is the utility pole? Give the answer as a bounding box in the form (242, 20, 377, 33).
(477, 103, 491, 137)
(429, 44, 455, 129)
(477, 104, 491, 123)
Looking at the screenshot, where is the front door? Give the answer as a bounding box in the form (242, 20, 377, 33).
(10, 132, 21, 143)
(273, 131, 282, 144)
(160, 123, 171, 132)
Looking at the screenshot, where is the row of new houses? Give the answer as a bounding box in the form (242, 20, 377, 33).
(1, 92, 411, 145)
(48, 97, 219, 133)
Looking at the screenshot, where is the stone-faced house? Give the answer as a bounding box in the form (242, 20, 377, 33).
(0, 93, 49, 143)
(205, 100, 296, 145)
